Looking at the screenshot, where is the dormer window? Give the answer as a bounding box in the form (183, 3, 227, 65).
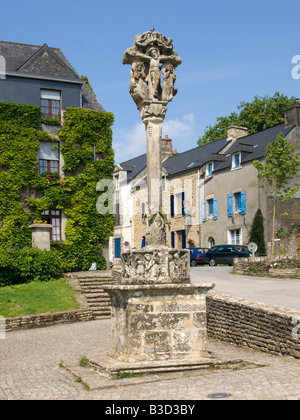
(206, 162, 214, 177)
(232, 152, 241, 170)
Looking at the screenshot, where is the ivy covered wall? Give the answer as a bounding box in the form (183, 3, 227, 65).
(0, 101, 115, 271)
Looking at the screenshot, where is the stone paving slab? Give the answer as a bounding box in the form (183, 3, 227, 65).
(0, 318, 300, 400)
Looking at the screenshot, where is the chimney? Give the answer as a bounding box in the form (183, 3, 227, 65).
(227, 126, 248, 141)
(284, 99, 300, 128)
(161, 135, 173, 159)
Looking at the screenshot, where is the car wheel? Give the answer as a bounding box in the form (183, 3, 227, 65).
(190, 260, 197, 267)
(209, 258, 217, 267)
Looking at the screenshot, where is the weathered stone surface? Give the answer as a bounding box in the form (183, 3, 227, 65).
(102, 283, 214, 363)
(121, 246, 190, 284)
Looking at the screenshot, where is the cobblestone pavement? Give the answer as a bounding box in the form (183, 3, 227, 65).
(1, 319, 300, 400)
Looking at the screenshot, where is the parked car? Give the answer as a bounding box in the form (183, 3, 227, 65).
(189, 247, 209, 266)
(205, 245, 251, 266)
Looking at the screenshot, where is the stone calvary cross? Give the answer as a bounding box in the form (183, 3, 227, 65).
(97, 31, 215, 372)
(123, 30, 182, 247)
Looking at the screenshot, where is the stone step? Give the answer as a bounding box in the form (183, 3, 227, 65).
(66, 270, 113, 320)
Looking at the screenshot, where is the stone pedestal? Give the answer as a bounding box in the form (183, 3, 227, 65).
(29, 223, 52, 251)
(102, 283, 214, 364)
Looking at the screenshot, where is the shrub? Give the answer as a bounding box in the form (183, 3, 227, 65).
(0, 247, 62, 286)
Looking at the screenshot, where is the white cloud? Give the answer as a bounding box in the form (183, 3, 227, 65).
(113, 123, 146, 163)
(113, 113, 195, 163)
(162, 113, 195, 139)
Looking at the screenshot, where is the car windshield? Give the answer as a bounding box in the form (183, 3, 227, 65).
(197, 249, 208, 253)
(235, 246, 249, 252)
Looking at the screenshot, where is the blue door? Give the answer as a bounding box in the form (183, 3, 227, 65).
(114, 238, 121, 259)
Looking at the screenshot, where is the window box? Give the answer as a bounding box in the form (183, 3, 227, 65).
(42, 114, 61, 126)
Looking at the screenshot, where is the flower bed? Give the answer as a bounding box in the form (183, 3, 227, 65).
(234, 256, 300, 279)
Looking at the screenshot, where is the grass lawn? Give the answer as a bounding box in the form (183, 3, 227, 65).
(0, 278, 80, 318)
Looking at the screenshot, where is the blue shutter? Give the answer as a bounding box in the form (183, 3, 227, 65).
(171, 231, 175, 248)
(228, 194, 233, 217)
(213, 197, 218, 220)
(181, 192, 185, 215)
(170, 195, 174, 217)
(141, 236, 146, 248)
(202, 200, 206, 222)
(114, 238, 121, 259)
(241, 191, 246, 215)
(182, 229, 186, 249)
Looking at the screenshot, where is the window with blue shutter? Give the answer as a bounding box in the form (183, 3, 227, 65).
(228, 194, 233, 217)
(170, 195, 174, 217)
(182, 229, 186, 249)
(202, 200, 206, 222)
(213, 197, 218, 220)
(241, 191, 246, 214)
(181, 192, 185, 215)
(171, 231, 175, 248)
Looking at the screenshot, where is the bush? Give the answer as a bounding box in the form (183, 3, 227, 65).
(0, 247, 62, 286)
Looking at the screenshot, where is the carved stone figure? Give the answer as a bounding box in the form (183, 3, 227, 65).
(123, 30, 182, 104)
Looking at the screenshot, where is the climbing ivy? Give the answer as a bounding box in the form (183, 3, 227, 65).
(0, 102, 115, 271)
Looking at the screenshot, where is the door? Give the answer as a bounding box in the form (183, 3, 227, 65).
(114, 238, 121, 259)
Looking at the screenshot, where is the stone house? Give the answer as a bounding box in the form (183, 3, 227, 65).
(111, 106, 300, 260)
(0, 41, 104, 242)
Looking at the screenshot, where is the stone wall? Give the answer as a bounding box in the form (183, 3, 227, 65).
(5, 309, 94, 332)
(206, 291, 300, 358)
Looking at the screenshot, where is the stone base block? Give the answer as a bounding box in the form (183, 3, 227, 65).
(102, 283, 214, 363)
(85, 352, 244, 379)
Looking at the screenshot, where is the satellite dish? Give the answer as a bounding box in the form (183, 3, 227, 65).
(248, 242, 258, 256)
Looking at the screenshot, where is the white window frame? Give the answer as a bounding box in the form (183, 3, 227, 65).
(206, 162, 214, 177)
(232, 152, 242, 170)
(228, 228, 242, 245)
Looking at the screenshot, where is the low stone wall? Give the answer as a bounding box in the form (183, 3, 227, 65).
(206, 291, 300, 359)
(5, 309, 94, 332)
(234, 257, 300, 278)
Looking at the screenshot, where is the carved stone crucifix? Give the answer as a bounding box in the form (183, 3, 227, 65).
(123, 30, 182, 246)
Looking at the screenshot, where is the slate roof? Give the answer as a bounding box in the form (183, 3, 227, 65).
(0, 41, 105, 112)
(118, 122, 295, 182)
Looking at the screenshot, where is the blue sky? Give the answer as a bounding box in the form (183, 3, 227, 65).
(1, 0, 300, 162)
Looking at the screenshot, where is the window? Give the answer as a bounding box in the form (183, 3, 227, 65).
(40, 90, 61, 119)
(206, 162, 213, 177)
(232, 152, 241, 169)
(208, 237, 215, 248)
(171, 192, 185, 217)
(42, 210, 61, 241)
(162, 176, 166, 192)
(208, 199, 214, 217)
(38, 142, 59, 175)
(203, 198, 218, 221)
(228, 191, 246, 216)
(228, 228, 242, 245)
(234, 192, 241, 214)
(141, 202, 146, 219)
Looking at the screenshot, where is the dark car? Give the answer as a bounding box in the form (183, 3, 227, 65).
(189, 247, 209, 266)
(205, 245, 251, 266)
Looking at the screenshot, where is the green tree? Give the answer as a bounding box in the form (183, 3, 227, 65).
(253, 133, 300, 256)
(198, 92, 296, 146)
(249, 209, 266, 255)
